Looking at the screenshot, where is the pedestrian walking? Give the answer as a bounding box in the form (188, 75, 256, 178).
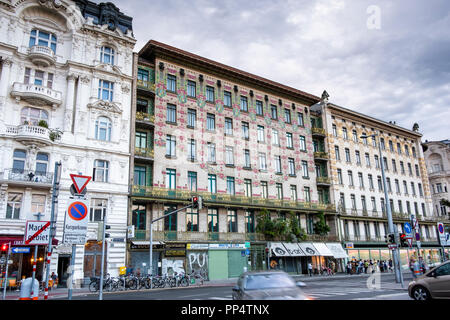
(364, 260, 368, 273)
(347, 261, 352, 275)
(409, 258, 417, 278)
(308, 262, 313, 277)
(388, 259, 393, 272)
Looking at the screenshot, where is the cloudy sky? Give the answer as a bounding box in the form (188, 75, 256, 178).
(115, 0, 450, 141)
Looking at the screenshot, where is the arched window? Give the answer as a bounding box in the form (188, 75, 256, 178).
(100, 46, 115, 65)
(21, 107, 49, 126)
(95, 116, 112, 141)
(29, 29, 57, 53)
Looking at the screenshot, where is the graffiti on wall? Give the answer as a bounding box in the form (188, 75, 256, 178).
(187, 251, 208, 278)
(162, 259, 184, 276)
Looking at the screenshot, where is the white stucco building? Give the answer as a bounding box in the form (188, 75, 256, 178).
(0, 0, 135, 286)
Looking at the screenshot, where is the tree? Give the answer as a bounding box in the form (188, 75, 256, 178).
(440, 199, 450, 207)
(256, 210, 307, 241)
(288, 212, 307, 241)
(313, 212, 330, 236)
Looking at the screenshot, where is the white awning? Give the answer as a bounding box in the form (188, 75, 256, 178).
(282, 242, 306, 256)
(130, 241, 164, 246)
(270, 242, 291, 257)
(297, 242, 319, 256)
(325, 243, 349, 259)
(312, 243, 334, 256)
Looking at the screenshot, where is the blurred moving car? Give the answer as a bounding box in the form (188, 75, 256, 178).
(232, 271, 310, 300)
(408, 260, 450, 300)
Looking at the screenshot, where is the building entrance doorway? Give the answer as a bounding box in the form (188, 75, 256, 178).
(83, 241, 105, 284)
(57, 255, 71, 288)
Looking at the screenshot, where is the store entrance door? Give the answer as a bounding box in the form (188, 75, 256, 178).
(57, 255, 71, 288)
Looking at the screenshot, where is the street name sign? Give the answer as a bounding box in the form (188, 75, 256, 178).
(63, 198, 89, 245)
(24, 220, 51, 245)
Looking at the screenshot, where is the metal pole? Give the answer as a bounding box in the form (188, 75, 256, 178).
(68, 244, 76, 300)
(377, 135, 403, 286)
(43, 161, 61, 300)
(149, 222, 153, 289)
(99, 214, 107, 300)
(2, 242, 11, 300)
(30, 245, 38, 297)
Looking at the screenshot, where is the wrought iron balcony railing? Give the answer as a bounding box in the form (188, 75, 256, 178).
(134, 147, 154, 159)
(0, 168, 53, 185)
(136, 111, 155, 124)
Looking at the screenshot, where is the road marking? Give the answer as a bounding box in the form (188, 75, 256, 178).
(352, 292, 409, 300)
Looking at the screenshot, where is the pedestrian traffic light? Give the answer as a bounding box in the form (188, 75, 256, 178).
(1, 243, 8, 253)
(400, 233, 407, 247)
(386, 233, 395, 244)
(105, 225, 111, 238)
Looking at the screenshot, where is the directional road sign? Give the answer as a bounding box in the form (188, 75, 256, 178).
(404, 222, 412, 237)
(12, 247, 30, 254)
(70, 174, 91, 194)
(24, 221, 51, 245)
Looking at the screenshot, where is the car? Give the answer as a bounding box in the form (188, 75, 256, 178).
(408, 260, 450, 300)
(231, 271, 310, 300)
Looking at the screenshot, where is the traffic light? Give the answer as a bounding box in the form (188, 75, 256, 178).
(1, 243, 8, 253)
(399, 233, 407, 247)
(385, 233, 395, 244)
(192, 196, 203, 210)
(105, 225, 111, 239)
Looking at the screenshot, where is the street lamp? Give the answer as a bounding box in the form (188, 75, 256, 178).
(360, 133, 404, 286)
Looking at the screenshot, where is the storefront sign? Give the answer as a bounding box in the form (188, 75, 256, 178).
(281, 243, 305, 256)
(129, 241, 164, 250)
(297, 243, 318, 256)
(209, 243, 247, 249)
(269, 242, 290, 256)
(345, 242, 354, 249)
(187, 243, 209, 250)
(165, 243, 186, 257)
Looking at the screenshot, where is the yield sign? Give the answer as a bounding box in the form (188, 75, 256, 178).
(70, 174, 91, 194)
(406, 238, 413, 248)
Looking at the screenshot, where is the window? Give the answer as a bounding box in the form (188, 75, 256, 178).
(411, 182, 416, 196)
(406, 201, 411, 214)
(166, 168, 176, 189)
(405, 145, 410, 156)
(337, 169, 343, 184)
(21, 107, 49, 126)
(299, 135, 306, 151)
(403, 181, 408, 195)
(36, 152, 48, 175)
(136, 98, 149, 113)
(240, 96, 248, 112)
(259, 153, 267, 170)
(208, 208, 219, 232)
(275, 155, 282, 174)
(244, 179, 252, 197)
(134, 165, 146, 186)
(31, 194, 46, 216)
(400, 161, 405, 174)
(188, 171, 197, 192)
(380, 138, 385, 150)
(345, 148, 351, 162)
(397, 143, 402, 154)
(225, 146, 234, 165)
(365, 153, 371, 167)
(389, 140, 394, 152)
(342, 127, 348, 140)
(368, 174, 374, 189)
(284, 109, 291, 123)
(286, 132, 293, 148)
(24, 67, 31, 84)
(227, 209, 237, 232)
(386, 178, 392, 192)
(383, 157, 388, 171)
(335, 146, 340, 161)
(355, 151, 361, 165)
(98, 80, 114, 101)
(225, 117, 233, 135)
(256, 100, 263, 116)
(242, 122, 249, 139)
(187, 108, 196, 128)
(398, 200, 403, 213)
(34, 70, 44, 86)
(288, 158, 295, 176)
(93, 160, 109, 182)
(395, 179, 400, 193)
(290, 185, 297, 201)
(226, 177, 235, 195)
(166, 135, 176, 157)
(166, 104, 177, 123)
(6, 193, 22, 219)
(371, 197, 377, 212)
(332, 124, 337, 137)
(245, 211, 255, 233)
(377, 176, 383, 191)
(421, 203, 426, 217)
(186, 208, 198, 232)
(13, 149, 26, 173)
(412, 147, 417, 158)
(95, 116, 112, 141)
(415, 164, 420, 177)
(276, 183, 283, 200)
(208, 174, 217, 193)
(339, 193, 346, 210)
(392, 159, 397, 173)
(261, 181, 268, 198)
(207, 143, 216, 162)
(100, 46, 115, 65)
(361, 196, 367, 212)
(135, 131, 147, 150)
(352, 129, 358, 142)
(167, 74, 176, 92)
(29, 29, 57, 52)
(224, 91, 232, 107)
(271, 105, 277, 120)
(272, 129, 279, 145)
(301, 161, 309, 178)
(348, 170, 354, 186)
(358, 172, 364, 188)
(137, 68, 149, 83)
(188, 139, 196, 161)
(375, 155, 380, 169)
(418, 183, 424, 197)
(47, 73, 53, 89)
(257, 125, 265, 142)
(90, 198, 107, 221)
(372, 136, 377, 147)
(351, 194, 357, 210)
(297, 112, 304, 126)
(408, 163, 413, 176)
(164, 205, 177, 231)
(304, 187, 311, 202)
(244, 149, 251, 168)
(207, 113, 215, 131)
(362, 134, 368, 145)
(206, 86, 215, 102)
(187, 80, 196, 97)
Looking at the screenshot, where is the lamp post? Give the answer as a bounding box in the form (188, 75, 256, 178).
(361, 133, 404, 286)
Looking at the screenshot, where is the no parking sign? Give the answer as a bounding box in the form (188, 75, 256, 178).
(63, 199, 89, 245)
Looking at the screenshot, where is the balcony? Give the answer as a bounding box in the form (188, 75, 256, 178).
(131, 186, 336, 213)
(313, 151, 329, 161)
(135, 147, 154, 160)
(137, 79, 155, 92)
(316, 176, 331, 186)
(28, 45, 56, 67)
(311, 127, 326, 137)
(128, 230, 270, 242)
(11, 82, 62, 108)
(0, 168, 53, 187)
(4, 124, 53, 146)
(136, 112, 155, 125)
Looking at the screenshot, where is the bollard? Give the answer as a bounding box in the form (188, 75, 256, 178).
(19, 278, 39, 300)
(413, 261, 423, 277)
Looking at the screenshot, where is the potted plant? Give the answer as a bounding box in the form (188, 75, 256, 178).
(38, 120, 48, 128)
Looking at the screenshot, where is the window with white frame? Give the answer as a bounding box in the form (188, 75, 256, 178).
(31, 194, 46, 216)
(95, 116, 112, 141)
(259, 153, 267, 170)
(13, 149, 26, 173)
(257, 125, 265, 142)
(272, 129, 279, 145)
(29, 29, 57, 52)
(36, 153, 49, 175)
(225, 146, 234, 165)
(100, 46, 115, 65)
(21, 107, 49, 126)
(207, 143, 216, 162)
(90, 198, 107, 221)
(93, 159, 109, 182)
(166, 135, 176, 157)
(6, 193, 22, 219)
(98, 80, 114, 101)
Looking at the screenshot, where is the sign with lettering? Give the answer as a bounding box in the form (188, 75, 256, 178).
(24, 221, 51, 245)
(63, 199, 89, 245)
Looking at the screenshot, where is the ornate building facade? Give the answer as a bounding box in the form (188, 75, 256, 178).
(0, 0, 135, 286)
